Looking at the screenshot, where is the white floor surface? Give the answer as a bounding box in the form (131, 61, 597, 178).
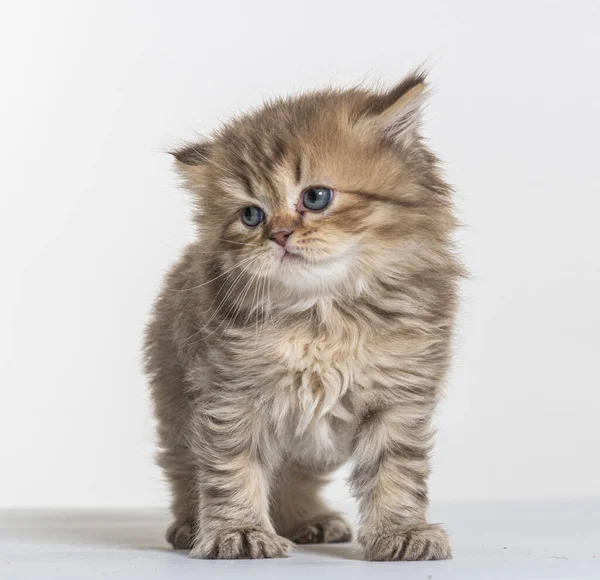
(1, 500, 598, 579)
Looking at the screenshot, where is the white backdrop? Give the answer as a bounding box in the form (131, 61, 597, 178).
(1, 0, 599, 508)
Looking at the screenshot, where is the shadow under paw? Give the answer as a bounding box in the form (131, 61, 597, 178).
(291, 513, 353, 545)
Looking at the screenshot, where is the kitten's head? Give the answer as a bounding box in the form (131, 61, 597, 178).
(173, 71, 453, 306)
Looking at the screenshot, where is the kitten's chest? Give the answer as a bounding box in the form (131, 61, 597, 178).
(267, 320, 371, 464)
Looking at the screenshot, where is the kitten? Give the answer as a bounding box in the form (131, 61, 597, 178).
(144, 71, 462, 561)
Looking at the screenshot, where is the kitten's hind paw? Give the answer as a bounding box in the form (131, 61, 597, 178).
(362, 523, 452, 561)
(290, 513, 353, 544)
(166, 519, 195, 550)
(190, 527, 292, 559)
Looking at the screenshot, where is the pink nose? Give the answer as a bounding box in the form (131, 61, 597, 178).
(270, 228, 294, 247)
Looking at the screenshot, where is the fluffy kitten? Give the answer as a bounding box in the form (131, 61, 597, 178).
(144, 71, 462, 561)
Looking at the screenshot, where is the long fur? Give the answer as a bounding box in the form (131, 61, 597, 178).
(144, 71, 463, 560)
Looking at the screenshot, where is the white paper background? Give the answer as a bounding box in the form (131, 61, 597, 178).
(1, 0, 598, 508)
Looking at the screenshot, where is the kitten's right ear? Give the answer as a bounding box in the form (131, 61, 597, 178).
(169, 141, 211, 166)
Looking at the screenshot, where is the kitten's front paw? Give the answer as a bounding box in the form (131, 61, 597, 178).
(166, 518, 195, 550)
(190, 527, 292, 559)
(362, 523, 451, 561)
(290, 513, 353, 544)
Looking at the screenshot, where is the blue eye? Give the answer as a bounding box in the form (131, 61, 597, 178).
(302, 187, 333, 212)
(241, 206, 264, 227)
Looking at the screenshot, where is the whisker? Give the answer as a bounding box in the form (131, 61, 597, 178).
(197, 257, 260, 336)
(222, 264, 261, 338)
(266, 263, 272, 325)
(201, 258, 261, 340)
(180, 258, 258, 345)
(167, 254, 257, 293)
(248, 261, 264, 335)
(218, 238, 260, 247)
(255, 262, 269, 342)
(258, 261, 269, 336)
(225, 265, 260, 332)
(252, 265, 264, 345)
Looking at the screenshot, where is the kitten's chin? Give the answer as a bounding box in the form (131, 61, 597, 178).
(273, 249, 355, 296)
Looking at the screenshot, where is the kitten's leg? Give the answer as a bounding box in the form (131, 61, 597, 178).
(159, 445, 197, 549)
(147, 347, 198, 549)
(351, 404, 451, 561)
(271, 464, 352, 544)
(189, 409, 291, 559)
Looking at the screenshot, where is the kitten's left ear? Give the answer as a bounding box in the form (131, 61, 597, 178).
(370, 73, 429, 145)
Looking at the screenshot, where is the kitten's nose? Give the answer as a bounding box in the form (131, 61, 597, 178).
(269, 227, 294, 247)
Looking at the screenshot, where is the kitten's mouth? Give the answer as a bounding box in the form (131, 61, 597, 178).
(282, 252, 303, 263)
(278, 247, 342, 267)
(279, 248, 305, 264)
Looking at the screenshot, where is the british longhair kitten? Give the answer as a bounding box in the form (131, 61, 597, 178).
(144, 71, 462, 561)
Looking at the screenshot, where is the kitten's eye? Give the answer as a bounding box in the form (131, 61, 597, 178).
(302, 187, 333, 212)
(241, 206, 264, 227)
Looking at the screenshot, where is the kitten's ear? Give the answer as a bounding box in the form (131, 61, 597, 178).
(370, 72, 428, 144)
(169, 141, 211, 166)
